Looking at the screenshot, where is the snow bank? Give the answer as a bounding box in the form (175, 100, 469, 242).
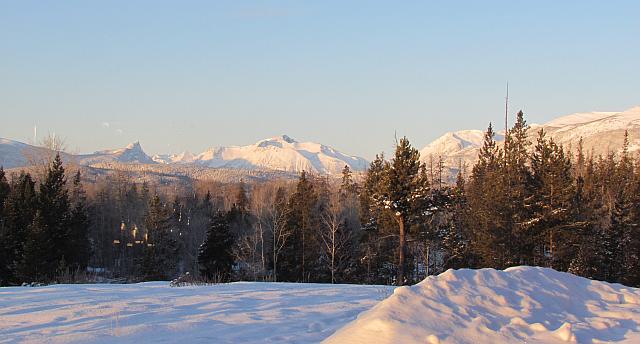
(0, 281, 393, 343)
(324, 267, 640, 344)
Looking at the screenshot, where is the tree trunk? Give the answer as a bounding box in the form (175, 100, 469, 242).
(397, 215, 406, 286)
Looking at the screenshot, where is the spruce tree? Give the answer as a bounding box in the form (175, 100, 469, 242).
(529, 130, 575, 270)
(0, 167, 9, 210)
(234, 181, 249, 212)
(502, 111, 534, 265)
(1, 172, 37, 285)
(38, 154, 71, 270)
(141, 194, 179, 280)
(468, 123, 509, 268)
(281, 171, 319, 282)
(441, 171, 472, 269)
(19, 211, 53, 282)
(67, 171, 90, 270)
(198, 211, 234, 281)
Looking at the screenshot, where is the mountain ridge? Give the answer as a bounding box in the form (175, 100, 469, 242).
(0, 135, 368, 175)
(419, 105, 640, 172)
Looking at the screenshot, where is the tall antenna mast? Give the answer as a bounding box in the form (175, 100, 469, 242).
(504, 81, 509, 134)
(33, 125, 37, 144)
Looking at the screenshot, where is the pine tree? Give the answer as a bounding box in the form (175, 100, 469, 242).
(369, 137, 430, 285)
(19, 211, 53, 282)
(502, 111, 534, 265)
(66, 171, 90, 270)
(339, 165, 358, 200)
(0, 167, 9, 210)
(0, 172, 37, 285)
(468, 123, 510, 268)
(441, 171, 472, 269)
(529, 130, 575, 270)
(198, 211, 234, 280)
(281, 171, 319, 282)
(141, 194, 179, 280)
(0, 167, 11, 285)
(38, 154, 71, 270)
(234, 181, 249, 212)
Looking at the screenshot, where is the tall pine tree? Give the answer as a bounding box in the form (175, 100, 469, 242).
(198, 211, 234, 281)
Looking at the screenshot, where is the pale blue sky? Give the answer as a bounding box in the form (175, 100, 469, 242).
(1, 1, 638, 159)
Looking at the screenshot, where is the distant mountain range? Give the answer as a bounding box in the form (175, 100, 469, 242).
(0, 135, 368, 175)
(419, 105, 640, 172)
(2, 106, 639, 179)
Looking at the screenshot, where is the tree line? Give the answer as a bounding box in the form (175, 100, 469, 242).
(1, 110, 639, 287)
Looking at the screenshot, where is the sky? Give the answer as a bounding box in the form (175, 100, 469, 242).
(1, 1, 639, 159)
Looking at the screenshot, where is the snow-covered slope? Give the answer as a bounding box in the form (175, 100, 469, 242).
(419, 130, 505, 169)
(420, 105, 640, 170)
(152, 151, 196, 164)
(192, 135, 368, 174)
(0, 281, 393, 343)
(325, 267, 640, 344)
(78, 141, 156, 165)
(0, 138, 71, 169)
(1, 135, 368, 175)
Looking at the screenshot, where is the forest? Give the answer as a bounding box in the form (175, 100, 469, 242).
(1, 111, 639, 287)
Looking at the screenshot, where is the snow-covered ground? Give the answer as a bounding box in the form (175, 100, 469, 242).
(0, 281, 393, 344)
(326, 267, 640, 344)
(3, 267, 640, 344)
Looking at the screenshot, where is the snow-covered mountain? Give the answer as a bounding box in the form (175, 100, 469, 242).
(0, 138, 74, 169)
(77, 141, 156, 165)
(419, 130, 505, 169)
(152, 151, 196, 164)
(180, 135, 368, 174)
(1, 135, 367, 175)
(420, 105, 640, 171)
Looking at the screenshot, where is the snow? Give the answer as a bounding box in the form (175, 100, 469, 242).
(0, 281, 393, 344)
(193, 135, 368, 174)
(417, 105, 640, 171)
(79, 141, 156, 165)
(545, 111, 618, 127)
(1, 135, 368, 174)
(325, 267, 640, 344)
(3, 268, 639, 343)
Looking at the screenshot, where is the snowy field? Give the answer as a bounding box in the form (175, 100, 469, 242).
(0, 282, 394, 344)
(3, 267, 640, 344)
(327, 267, 640, 344)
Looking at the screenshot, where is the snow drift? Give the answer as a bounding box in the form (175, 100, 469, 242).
(324, 267, 640, 344)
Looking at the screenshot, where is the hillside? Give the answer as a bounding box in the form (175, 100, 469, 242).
(0, 135, 367, 176)
(419, 106, 640, 172)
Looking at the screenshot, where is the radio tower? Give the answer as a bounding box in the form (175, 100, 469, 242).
(504, 82, 509, 135)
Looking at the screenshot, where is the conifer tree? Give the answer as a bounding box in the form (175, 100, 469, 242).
(468, 123, 510, 268)
(529, 130, 575, 269)
(0, 172, 37, 285)
(441, 171, 472, 269)
(19, 211, 53, 282)
(0, 167, 9, 210)
(67, 171, 90, 269)
(38, 154, 71, 269)
(141, 194, 179, 280)
(368, 137, 430, 285)
(282, 171, 319, 282)
(198, 211, 234, 280)
(234, 181, 249, 212)
(502, 111, 534, 265)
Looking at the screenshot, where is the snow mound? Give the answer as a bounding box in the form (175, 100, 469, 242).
(324, 267, 640, 344)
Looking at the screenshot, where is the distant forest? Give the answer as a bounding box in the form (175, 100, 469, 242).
(1, 110, 639, 287)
